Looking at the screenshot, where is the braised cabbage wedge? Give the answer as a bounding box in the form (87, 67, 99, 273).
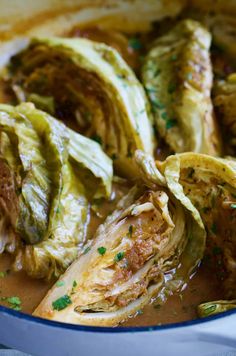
(6, 37, 155, 177)
(142, 19, 220, 155)
(0, 103, 113, 279)
(34, 151, 205, 326)
(159, 152, 236, 317)
(213, 73, 236, 155)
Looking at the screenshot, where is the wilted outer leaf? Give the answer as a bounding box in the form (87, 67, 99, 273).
(7, 37, 155, 177)
(34, 153, 205, 325)
(142, 19, 221, 155)
(159, 152, 236, 315)
(0, 106, 51, 244)
(0, 103, 112, 279)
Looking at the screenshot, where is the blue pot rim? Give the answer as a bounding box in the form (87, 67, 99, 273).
(0, 304, 235, 333)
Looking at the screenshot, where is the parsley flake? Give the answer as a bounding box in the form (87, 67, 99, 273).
(114, 251, 125, 262)
(52, 295, 72, 311)
(56, 281, 65, 287)
(91, 135, 102, 145)
(128, 38, 142, 51)
(97, 246, 106, 255)
(166, 119, 177, 129)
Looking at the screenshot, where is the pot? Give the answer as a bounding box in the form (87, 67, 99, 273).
(0, 1, 236, 355)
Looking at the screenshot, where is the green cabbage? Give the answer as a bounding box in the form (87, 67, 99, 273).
(7, 37, 155, 177)
(0, 107, 51, 244)
(142, 19, 221, 155)
(159, 152, 236, 317)
(0, 103, 113, 279)
(34, 151, 205, 326)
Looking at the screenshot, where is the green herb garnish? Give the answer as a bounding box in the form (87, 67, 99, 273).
(56, 281, 65, 287)
(97, 246, 106, 256)
(1, 296, 22, 311)
(91, 135, 102, 145)
(52, 295, 72, 311)
(166, 119, 177, 129)
(161, 112, 168, 120)
(128, 38, 142, 50)
(114, 251, 125, 262)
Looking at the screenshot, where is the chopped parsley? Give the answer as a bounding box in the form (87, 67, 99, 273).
(128, 38, 142, 50)
(0, 296, 22, 311)
(161, 112, 168, 120)
(56, 281, 65, 287)
(52, 295, 72, 311)
(114, 251, 125, 262)
(166, 119, 177, 129)
(97, 246, 106, 256)
(91, 135, 102, 145)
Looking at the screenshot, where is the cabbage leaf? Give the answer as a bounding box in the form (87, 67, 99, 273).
(34, 152, 205, 325)
(7, 37, 155, 177)
(142, 19, 221, 155)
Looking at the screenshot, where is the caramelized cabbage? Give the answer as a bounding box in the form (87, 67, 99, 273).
(6, 37, 154, 177)
(159, 152, 236, 316)
(34, 151, 205, 326)
(0, 103, 113, 279)
(142, 19, 221, 155)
